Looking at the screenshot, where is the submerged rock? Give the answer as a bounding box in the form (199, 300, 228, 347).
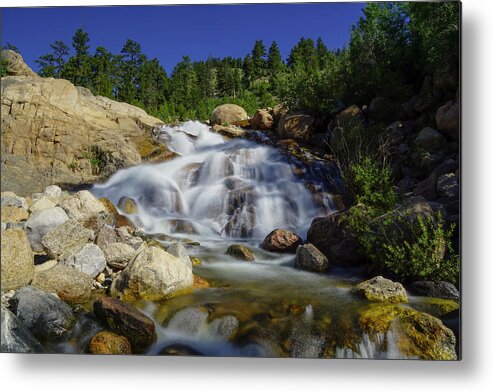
(117, 197, 138, 214)
(32, 264, 93, 304)
(353, 276, 408, 303)
(110, 244, 193, 301)
(261, 229, 302, 253)
(1, 305, 44, 353)
(9, 286, 75, 341)
(226, 244, 255, 261)
(295, 243, 328, 272)
(358, 303, 457, 360)
(89, 331, 132, 355)
(166, 307, 209, 336)
(93, 297, 156, 354)
(208, 315, 240, 340)
(1, 228, 34, 291)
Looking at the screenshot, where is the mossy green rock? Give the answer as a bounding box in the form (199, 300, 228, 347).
(359, 304, 457, 360)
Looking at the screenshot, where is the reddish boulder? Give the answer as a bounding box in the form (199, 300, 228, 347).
(261, 229, 302, 253)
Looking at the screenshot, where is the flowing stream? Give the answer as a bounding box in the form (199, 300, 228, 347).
(89, 121, 448, 358)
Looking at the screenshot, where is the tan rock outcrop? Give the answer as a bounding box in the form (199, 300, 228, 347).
(1, 50, 167, 196)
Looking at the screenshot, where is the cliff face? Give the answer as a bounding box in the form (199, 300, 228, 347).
(1, 50, 168, 196)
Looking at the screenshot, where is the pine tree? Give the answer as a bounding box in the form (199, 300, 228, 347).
(50, 40, 69, 78)
(119, 39, 145, 103)
(64, 28, 92, 87)
(316, 37, 330, 69)
(251, 40, 266, 80)
(91, 46, 114, 97)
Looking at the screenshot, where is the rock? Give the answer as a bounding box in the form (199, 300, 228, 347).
(208, 315, 240, 339)
(89, 331, 132, 355)
(358, 304, 456, 360)
(59, 190, 108, 231)
(353, 276, 408, 303)
(333, 105, 364, 127)
(93, 297, 157, 354)
(1, 229, 34, 291)
(31, 264, 93, 304)
(28, 196, 56, 213)
(250, 109, 273, 130)
(436, 101, 459, 140)
(261, 229, 302, 253)
(59, 243, 106, 278)
(307, 212, 366, 265)
(41, 219, 94, 259)
(409, 281, 460, 301)
(1, 50, 39, 77)
(1, 53, 164, 196)
(115, 226, 144, 250)
(110, 244, 194, 301)
(414, 127, 447, 152)
(226, 244, 255, 261)
(103, 242, 135, 269)
(166, 307, 209, 336)
(166, 242, 192, 269)
(9, 286, 75, 340)
(277, 114, 316, 141)
(43, 185, 62, 202)
(1, 305, 44, 353)
(34, 259, 58, 273)
(211, 124, 246, 138)
(1, 191, 28, 209)
(414, 172, 439, 201)
(437, 173, 459, 199)
(25, 207, 69, 252)
(368, 97, 399, 124)
(1, 206, 29, 223)
(295, 243, 329, 272)
(210, 104, 248, 126)
(193, 275, 210, 289)
(95, 224, 118, 249)
(117, 197, 138, 214)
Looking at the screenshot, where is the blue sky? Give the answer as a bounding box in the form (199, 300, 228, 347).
(1, 3, 365, 74)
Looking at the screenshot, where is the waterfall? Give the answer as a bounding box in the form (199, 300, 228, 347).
(92, 121, 332, 240)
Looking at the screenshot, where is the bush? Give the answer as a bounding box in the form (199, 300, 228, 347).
(347, 207, 459, 284)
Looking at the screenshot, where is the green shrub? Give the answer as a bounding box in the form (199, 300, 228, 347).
(348, 208, 459, 284)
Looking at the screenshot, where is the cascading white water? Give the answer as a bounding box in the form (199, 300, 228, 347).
(92, 121, 332, 240)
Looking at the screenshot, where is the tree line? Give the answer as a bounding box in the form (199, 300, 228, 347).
(3, 2, 459, 123)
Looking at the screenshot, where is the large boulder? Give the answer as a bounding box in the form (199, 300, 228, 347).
(59, 190, 108, 231)
(59, 243, 106, 278)
(41, 219, 94, 259)
(295, 243, 328, 272)
(166, 242, 193, 269)
(1, 50, 164, 196)
(25, 207, 69, 252)
(277, 114, 316, 141)
(31, 264, 93, 304)
(250, 109, 274, 130)
(307, 212, 366, 265)
(1, 228, 34, 291)
(110, 244, 193, 301)
(93, 297, 157, 354)
(333, 105, 365, 127)
(1, 50, 39, 77)
(1, 305, 44, 353)
(261, 229, 302, 253)
(1, 191, 28, 209)
(352, 276, 408, 303)
(210, 104, 248, 126)
(9, 286, 75, 340)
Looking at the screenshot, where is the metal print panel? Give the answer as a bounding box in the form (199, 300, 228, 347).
(0, 1, 461, 359)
